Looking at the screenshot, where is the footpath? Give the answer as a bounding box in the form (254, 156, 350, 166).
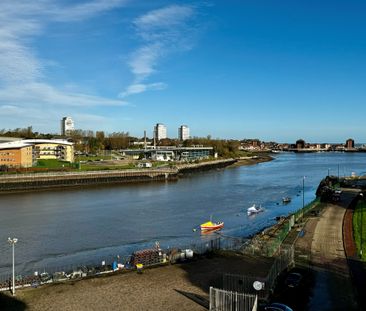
(294, 191, 360, 310)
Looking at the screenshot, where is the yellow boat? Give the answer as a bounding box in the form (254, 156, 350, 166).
(200, 220, 224, 232)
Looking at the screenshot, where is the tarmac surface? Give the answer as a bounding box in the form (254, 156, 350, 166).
(294, 191, 359, 310)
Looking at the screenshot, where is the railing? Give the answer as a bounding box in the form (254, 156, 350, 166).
(209, 287, 258, 311)
(223, 246, 294, 301)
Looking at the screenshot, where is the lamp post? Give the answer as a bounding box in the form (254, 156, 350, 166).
(328, 168, 330, 177)
(302, 176, 305, 219)
(360, 193, 364, 258)
(7, 237, 18, 296)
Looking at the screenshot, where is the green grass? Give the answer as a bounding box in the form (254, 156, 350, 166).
(78, 164, 136, 171)
(75, 155, 111, 162)
(36, 159, 73, 169)
(353, 201, 366, 261)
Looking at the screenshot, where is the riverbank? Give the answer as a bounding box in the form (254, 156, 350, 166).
(0, 157, 275, 193)
(2, 252, 273, 311)
(229, 154, 273, 167)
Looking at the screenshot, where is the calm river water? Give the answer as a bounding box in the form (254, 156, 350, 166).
(1, 152, 366, 277)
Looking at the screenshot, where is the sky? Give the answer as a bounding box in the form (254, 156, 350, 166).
(0, 0, 366, 143)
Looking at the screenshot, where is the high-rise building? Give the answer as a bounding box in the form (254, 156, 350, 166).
(154, 123, 167, 141)
(345, 138, 355, 149)
(61, 117, 74, 136)
(178, 125, 190, 141)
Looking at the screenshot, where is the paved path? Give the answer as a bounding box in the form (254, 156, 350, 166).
(304, 194, 359, 310)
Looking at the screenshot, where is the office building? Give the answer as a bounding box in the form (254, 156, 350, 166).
(154, 123, 167, 141)
(61, 117, 74, 136)
(178, 125, 190, 141)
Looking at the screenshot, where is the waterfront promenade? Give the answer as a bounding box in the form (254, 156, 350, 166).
(294, 191, 359, 310)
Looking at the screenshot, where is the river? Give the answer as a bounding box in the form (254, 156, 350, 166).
(1, 152, 366, 277)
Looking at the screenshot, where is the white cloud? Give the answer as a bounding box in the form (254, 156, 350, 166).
(0, 0, 129, 131)
(0, 83, 127, 107)
(119, 82, 167, 97)
(49, 0, 129, 22)
(0, 105, 25, 116)
(134, 5, 194, 33)
(122, 4, 197, 97)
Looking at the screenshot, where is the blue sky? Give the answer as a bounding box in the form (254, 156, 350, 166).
(0, 0, 366, 143)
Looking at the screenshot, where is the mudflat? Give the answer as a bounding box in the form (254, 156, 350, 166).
(7, 253, 273, 311)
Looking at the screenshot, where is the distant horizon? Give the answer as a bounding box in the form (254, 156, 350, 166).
(1, 1, 366, 142)
(0, 127, 364, 146)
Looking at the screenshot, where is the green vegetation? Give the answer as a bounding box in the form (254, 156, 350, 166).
(75, 155, 111, 162)
(77, 163, 136, 171)
(353, 200, 366, 261)
(36, 159, 73, 169)
(294, 198, 321, 221)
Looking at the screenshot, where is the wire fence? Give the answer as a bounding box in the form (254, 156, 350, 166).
(242, 199, 320, 257)
(222, 246, 294, 301)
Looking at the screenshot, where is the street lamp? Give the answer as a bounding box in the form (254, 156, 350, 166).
(7, 237, 18, 296)
(328, 168, 330, 177)
(302, 176, 306, 219)
(360, 193, 364, 258)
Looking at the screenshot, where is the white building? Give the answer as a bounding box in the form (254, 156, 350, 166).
(154, 123, 167, 141)
(178, 125, 190, 141)
(61, 117, 74, 136)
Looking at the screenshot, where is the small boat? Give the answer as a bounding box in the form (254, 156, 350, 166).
(247, 204, 263, 216)
(200, 220, 224, 232)
(282, 197, 291, 204)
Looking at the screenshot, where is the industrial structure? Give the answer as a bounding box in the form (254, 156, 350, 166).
(120, 146, 214, 161)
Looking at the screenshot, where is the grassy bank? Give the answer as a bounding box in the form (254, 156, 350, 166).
(353, 200, 366, 260)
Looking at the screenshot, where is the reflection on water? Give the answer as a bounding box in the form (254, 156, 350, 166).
(0, 152, 366, 276)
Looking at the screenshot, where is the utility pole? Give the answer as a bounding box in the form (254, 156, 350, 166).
(7, 237, 18, 296)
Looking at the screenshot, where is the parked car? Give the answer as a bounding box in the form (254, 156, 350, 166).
(284, 272, 303, 288)
(264, 302, 293, 311)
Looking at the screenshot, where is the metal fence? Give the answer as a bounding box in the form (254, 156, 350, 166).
(209, 287, 258, 311)
(222, 246, 294, 301)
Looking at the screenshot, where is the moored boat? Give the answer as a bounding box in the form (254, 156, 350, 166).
(247, 204, 263, 216)
(200, 220, 224, 232)
(282, 197, 291, 203)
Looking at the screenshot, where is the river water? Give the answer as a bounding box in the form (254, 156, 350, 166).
(1, 152, 366, 277)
